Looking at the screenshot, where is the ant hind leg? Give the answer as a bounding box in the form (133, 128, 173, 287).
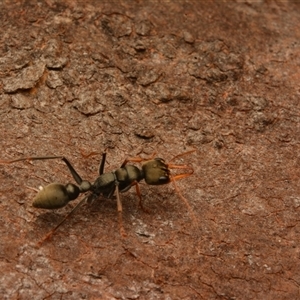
(36, 195, 89, 247)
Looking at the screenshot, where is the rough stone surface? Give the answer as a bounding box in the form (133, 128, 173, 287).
(1, 1, 300, 299)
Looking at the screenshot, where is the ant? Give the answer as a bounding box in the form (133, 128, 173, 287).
(0, 149, 195, 244)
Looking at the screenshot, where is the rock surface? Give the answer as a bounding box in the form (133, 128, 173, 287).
(1, 1, 300, 299)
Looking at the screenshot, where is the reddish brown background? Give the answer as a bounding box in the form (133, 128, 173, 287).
(1, 1, 300, 299)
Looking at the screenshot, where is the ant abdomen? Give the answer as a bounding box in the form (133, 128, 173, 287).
(32, 183, 80, 209)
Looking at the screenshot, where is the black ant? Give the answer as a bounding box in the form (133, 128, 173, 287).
(0, 150, 195, 244)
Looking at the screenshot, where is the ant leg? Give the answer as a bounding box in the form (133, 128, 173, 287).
(120, 152, 157, 168)
(115, 184, 126, 237)
(0, 156, 64, 164)
(60, 157, 83, 185)
(170, 175, 197, 224)
(168, 149, 196, 163)
(171, 173, 193, 181)
(53, 157, 91, 193)
(127, 181, 149, 213)
(167, 164, 194, 182)
(37, 195, 89, 246)
(78, 149, 107, 175)
(80, 150, 102, 159)
(120, 149, 195, 168)
(166, 156, 196, 223)
(98, 152, 107, 175)
(0, 155, 85, 186)
(118, 179, 148, 213)
(167, 160, 194, 182)
(168, 163, 194, 172)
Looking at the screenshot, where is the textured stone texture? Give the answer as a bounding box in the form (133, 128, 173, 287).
(1, 1, 300, 299)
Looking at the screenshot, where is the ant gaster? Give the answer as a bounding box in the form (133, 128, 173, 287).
(0, 150, 195, 244)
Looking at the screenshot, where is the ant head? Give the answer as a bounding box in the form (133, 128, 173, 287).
(142, 158, 171, 185)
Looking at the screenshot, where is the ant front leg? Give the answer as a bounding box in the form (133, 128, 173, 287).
(120, 180, 149, 213)
(167, 164, 194, 181)
(169, 174, 197, 224)
(168, 149, 196, 163)
(167, 149, 195, 181)
(120, 152, 156, 168)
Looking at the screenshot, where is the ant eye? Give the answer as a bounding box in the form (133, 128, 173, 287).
(158, 176, 170, 183)
(154, 158, 165, 162)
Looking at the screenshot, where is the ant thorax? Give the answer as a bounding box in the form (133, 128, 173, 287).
(115, 165, 144, 191)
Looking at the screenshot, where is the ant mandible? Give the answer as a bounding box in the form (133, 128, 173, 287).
(0, 149, 195, 244)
